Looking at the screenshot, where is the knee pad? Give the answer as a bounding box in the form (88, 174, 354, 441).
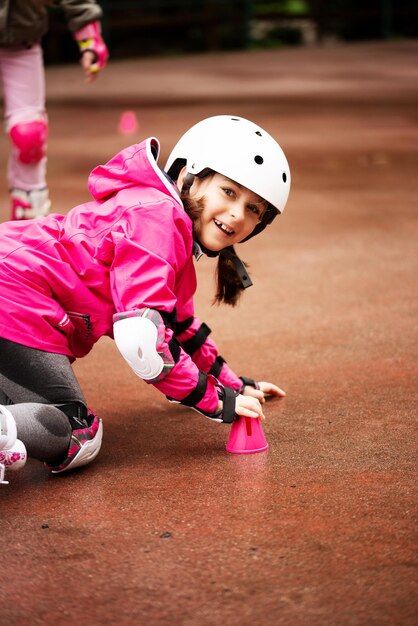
(9, 119, 48, 165)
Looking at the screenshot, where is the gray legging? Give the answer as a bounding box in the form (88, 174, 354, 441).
(0, 337, 87, 464)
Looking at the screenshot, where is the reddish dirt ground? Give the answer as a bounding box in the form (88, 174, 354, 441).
(1, 41, 417, 625)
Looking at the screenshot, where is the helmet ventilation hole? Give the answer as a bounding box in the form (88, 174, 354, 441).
(255, 131, 262, 136)
(254, 155, 264, 165)
(282, 172, 287, 182)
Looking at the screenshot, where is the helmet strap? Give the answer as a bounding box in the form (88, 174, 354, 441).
(194, 237, 219, 258)
(181, 172, 195, 195)
(193, 240, 252, 289)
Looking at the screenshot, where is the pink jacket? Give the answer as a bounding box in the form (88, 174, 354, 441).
(0, 138, 242, 414)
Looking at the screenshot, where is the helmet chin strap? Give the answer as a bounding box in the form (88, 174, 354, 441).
(181, 171, 252, 289)
(195, 239, 253, 289)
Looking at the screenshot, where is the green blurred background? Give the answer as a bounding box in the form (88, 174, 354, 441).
(43, 0, 417, 64)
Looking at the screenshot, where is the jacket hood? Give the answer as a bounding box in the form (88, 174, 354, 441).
(88, 138, 181, 203)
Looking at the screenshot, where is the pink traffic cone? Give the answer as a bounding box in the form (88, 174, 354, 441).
(118, 110, 139, 135)
(226, 416, 269, 454)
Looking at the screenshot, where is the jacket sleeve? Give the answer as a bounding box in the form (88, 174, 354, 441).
(57, 0, 103, 33)
(109, 201, 237, 422)
(173, 315, 243, 391)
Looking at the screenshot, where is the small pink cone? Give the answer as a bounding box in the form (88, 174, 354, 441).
(118, 110, 139, 135)
(226, 416, 269, 454)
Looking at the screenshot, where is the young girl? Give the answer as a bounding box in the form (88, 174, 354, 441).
(0, 115, 291, 484)
(0, 0, 108, 220)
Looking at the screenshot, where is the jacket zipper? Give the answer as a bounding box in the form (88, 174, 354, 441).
(66, 311, 92, 339)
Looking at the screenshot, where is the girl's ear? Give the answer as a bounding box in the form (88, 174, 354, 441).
(176, 167, 188, 192)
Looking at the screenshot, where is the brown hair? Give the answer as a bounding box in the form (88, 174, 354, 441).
(181, 192, 247, 307)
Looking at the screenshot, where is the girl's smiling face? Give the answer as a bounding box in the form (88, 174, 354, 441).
(179, 171, 267, 252)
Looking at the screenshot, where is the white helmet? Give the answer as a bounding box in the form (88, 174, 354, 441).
(165, 115, 291, 240)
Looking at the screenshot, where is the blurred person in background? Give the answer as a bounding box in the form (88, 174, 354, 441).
(0, 0, 108, 221)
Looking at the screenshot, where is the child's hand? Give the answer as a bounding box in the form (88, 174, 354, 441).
(242, 381, 286, 404)
(74, 21, 109, 83)
(235, 394, 265, 420)
(80, 51, 98, 82)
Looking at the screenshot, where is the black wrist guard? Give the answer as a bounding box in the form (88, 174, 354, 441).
(239, 376, 260, 393)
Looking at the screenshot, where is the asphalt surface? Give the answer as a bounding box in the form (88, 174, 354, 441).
(0, 40, 417, 626)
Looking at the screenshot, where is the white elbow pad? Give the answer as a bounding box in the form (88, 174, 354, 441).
(113, 315, 164, 381)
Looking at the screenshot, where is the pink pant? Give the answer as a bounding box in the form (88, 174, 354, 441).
(0, 44, 47, 191)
